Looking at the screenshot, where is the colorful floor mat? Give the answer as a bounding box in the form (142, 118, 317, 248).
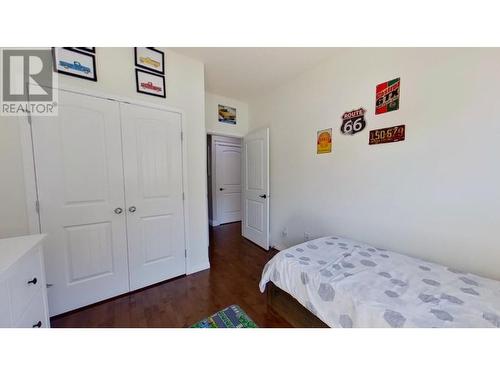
(191, 305, 258, 328)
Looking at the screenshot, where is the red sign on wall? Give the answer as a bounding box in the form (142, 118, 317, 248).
(369, 125, 405, 145)
(376, 78, 400, 115)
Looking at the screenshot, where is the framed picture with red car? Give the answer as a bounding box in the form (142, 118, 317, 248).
(135, 69, 166, 98)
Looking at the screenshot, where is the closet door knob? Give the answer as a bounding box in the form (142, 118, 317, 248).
(128, 206, 137, 213)
(259, 194, 267, 199)
(114, 207, 123, 214)
(32, 321, 42, 328)
(27, 277, 38, 285)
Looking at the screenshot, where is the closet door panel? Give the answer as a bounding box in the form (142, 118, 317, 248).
(120, 103, 186, 291)
(32, 91, 129, 316)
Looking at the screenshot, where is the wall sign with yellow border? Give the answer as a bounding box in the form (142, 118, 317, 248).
(317, 128, 333, 154)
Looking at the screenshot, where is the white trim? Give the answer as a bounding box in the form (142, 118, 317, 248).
(209, 134, 242, 226)
(207, 130, 244, 138)
(186, 261, 210, 275)
(32, 83, 185, 116)
(18, 115, 40, 235)
(212, 135, 243, 145)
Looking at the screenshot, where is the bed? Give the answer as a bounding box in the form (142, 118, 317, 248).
(260, 235, 500, 328)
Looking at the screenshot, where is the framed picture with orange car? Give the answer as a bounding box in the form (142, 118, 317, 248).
(134, 47, 165, 74)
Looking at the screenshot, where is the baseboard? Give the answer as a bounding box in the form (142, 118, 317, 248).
(271, 243, 287, 251)
(187, 261, 211, 275)
(209, 220, 220, 227)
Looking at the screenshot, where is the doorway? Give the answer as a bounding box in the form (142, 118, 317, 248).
(207, 135, 242, 227)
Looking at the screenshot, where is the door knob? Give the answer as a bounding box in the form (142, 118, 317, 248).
(219, 188, 225, 191)
(259, 194, 267, 199)
(27, 277, 38, 285)
(114, 207, 123, 214)
(128, 206, 137, 213)
(32, 321, 42, 328)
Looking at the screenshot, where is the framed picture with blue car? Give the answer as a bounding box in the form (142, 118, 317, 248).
(52, 47, 97, 81)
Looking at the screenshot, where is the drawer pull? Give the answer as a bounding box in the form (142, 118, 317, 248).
(32, 321, 42, 328)
(27, 277, 38, 285)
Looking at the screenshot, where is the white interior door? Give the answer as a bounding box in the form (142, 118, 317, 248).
(215, 142, 242, 224)
(242, 128, 269, 250)
(32, 90, 129, 316)
(120, 103, 186, 291)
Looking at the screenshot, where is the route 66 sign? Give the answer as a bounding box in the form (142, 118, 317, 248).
(341, 107, 366, 135)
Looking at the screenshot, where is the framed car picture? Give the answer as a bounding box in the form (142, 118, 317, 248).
(135, 69, 166, 98)
(134, 47, 165, 74)
(52, 47, 97, 81)
(218, 104, 237, 125)
(75, 47, 96, 53)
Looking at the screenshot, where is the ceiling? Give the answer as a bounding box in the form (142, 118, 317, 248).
(171, 48, 337, 101)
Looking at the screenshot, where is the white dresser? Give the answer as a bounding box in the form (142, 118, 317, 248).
(0, 234, 50, 328)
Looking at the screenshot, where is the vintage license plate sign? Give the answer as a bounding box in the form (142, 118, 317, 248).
(341, 107, 366, 135)
(376, 78, 400, 114)
(317, 128, 333, 154)
(369, 125, 405, 145)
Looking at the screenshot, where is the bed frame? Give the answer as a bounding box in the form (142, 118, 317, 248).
(267, 282, 329, 328)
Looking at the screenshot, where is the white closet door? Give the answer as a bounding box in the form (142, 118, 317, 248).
(216, 143, 242, 224)
(32, 91, 129, 316)
(120, 103, 186, 291)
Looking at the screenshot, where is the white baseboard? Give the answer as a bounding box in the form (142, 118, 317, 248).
(271, 243, 287, 251)
(209, 220, 220, 227)
(187, 261, 211, 275)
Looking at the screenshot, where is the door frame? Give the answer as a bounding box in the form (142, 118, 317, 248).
(209, 135, 242, 226)
(19, 85, 192, 274)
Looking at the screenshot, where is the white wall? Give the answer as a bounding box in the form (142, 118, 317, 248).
(0, 47, 209, 274)
(249, 48, 500, 280)
(0, 118, 29, 237)
(205, 92, 248, 137)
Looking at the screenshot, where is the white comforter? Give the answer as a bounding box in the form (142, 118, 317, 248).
(259, 236, 500, 328)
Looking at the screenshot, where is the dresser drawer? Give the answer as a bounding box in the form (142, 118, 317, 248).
(15, 290, 48, 328)
(8, 246, 43, 319)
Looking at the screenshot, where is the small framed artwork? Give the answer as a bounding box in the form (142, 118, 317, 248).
(52, 47, 97, 81)
(218, 104, 237, 125)
(75, 47, 96, 53)
(376, 77, 400, 115)
(134, 47, 165, 74)
(369, 125, 405, 145)
(317, 128, 333, 154)
(135, 69, 166, 98)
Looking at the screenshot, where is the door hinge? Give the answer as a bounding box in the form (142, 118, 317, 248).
(181, 132, 184, 141)
(184, 249, 187, 258)
(35, 200, 40, 214)
(182, 192, 185, 201)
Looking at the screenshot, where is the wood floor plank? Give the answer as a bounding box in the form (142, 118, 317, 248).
(51, 222, 291, 328)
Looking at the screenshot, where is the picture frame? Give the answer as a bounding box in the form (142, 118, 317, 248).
(52, 47, 97, 81)
(134, 47, 165, 74)
(75, 47, 96, 53)
(135, 68, 166, 98)
(317, 128, 333, 154)
(218, 104, 237, 125)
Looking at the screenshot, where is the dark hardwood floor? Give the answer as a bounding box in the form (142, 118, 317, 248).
(51, 222, 291, 328)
